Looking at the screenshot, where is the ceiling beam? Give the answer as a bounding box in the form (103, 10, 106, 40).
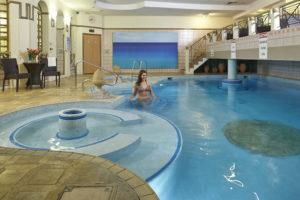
(95, 0, 247, 11)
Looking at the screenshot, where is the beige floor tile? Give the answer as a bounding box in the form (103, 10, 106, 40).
(28, 168, 65, 185)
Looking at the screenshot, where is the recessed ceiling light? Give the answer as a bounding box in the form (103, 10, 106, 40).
(226, 1, 238, 5)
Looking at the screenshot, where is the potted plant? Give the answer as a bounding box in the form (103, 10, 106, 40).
(218, 62, 225, 73)
(204, 65, 209, 73)
(27, 48, 40, 62)
(240, 63, 247, 73)
(212, 67, 218, 73)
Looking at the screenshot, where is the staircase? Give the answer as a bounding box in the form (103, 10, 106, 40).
(185, 57, 208, 74)
(185, 36, 207, 74)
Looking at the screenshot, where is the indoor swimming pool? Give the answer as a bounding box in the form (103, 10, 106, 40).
(0, 75, 300, 200)
(114, 75, 300, 200)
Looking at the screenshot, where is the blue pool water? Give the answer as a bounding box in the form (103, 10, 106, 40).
(10, 113, 121, 150)
(1, 75, 300, 200)
(114, 76, 300, 200)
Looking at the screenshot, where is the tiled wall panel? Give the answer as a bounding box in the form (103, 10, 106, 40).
(258, 60, 300, 80)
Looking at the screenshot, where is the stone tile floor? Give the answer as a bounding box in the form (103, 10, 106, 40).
(0, 75, 159, 200)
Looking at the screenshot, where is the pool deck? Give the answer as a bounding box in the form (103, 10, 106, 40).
(0, 75, 159, 200)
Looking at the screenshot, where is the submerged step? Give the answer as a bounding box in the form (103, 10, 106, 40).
(71, 133, 141, 159)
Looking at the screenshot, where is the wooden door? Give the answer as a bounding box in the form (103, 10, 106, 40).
(83, 34, 101, 74)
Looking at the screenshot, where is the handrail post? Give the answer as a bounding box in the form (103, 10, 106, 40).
(75, 61, 77, 88)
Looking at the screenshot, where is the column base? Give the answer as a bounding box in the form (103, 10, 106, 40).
(221, 79, 243, 90)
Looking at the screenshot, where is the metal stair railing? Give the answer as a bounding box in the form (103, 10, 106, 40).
(139, 59, 148, 70)
(74, 60, 119, 89)
(189, 36, 206, 69)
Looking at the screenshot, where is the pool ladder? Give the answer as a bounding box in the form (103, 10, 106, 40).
(131, 59, 148, 81)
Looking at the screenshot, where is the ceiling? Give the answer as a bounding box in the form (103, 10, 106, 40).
(60, 0, 284, 18)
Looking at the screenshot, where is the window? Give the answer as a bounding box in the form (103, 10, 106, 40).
(0, 0, 8, 58)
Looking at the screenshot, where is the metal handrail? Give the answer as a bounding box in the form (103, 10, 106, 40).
(139, 59, 148, 70)
(81, 79, 92, 91)
(74, 59, 119, 88)
(189, 36, 206, 68)
(131, 59, 140, 81)
(130, 59, 148, 81)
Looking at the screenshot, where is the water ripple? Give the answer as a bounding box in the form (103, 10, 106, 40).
(223, 162, 244, 188)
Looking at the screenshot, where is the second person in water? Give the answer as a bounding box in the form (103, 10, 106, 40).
(129, 69, 157, 101)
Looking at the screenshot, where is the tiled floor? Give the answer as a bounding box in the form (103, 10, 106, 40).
(0, 75, 159, 200)
(0, 75, 122, 116)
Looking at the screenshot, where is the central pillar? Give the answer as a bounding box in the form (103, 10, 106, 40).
(220, 59, 242, 90)
(228, 59, 237, 80)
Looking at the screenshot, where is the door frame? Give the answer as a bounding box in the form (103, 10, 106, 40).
(56, 28, 65, 75)
(82, 33, 101, 74)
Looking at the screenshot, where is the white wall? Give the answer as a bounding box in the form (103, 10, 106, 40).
(8, 0, 74, 87)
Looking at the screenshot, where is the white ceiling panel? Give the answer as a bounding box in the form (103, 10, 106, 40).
(60, 0, 284, 17)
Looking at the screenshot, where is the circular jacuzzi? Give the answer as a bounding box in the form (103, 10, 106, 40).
(0, 102, 182, 181)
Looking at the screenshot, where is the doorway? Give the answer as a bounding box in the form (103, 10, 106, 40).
(83, 34, 101, 74)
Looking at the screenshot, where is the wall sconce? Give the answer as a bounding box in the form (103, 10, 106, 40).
(51, 18, 55, 27)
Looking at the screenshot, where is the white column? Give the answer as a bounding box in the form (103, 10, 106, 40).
(222, 30, 227, 41)
(248, 17, 256, 35)
(228, 59, 237, 80)
(272, 8, 280, 31)
(212, 32, 217, 42)
(233, 24, 239, 39)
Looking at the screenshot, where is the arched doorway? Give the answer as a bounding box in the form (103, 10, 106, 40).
(38, 0, 49, 55)
(56, 10, 65, 75)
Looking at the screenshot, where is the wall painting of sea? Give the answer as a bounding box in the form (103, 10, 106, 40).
(113, 32, 178, 69)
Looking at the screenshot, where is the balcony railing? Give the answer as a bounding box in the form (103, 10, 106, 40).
(280, 0, 300, 28)
(238, 19, 248, 37)
(256, 11, 271, 33)
(223, 24, 233, 40)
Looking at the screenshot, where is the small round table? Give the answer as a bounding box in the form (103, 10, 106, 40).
(23, 62, 44, 88)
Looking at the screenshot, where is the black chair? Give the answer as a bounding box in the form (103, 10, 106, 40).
(40, 58, 60, 88)
(1, 58, 32, 92)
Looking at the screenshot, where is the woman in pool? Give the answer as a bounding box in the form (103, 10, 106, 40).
(129, 69, 157, 102)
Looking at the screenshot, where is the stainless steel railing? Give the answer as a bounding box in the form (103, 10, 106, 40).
(74, 60, 119, 89)
(130, 59, 148, 81)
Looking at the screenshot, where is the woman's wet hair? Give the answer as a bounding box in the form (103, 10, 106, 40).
(136, 70, 147, 86)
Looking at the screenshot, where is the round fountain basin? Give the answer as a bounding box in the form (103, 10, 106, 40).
(58, 108, 88, 140)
